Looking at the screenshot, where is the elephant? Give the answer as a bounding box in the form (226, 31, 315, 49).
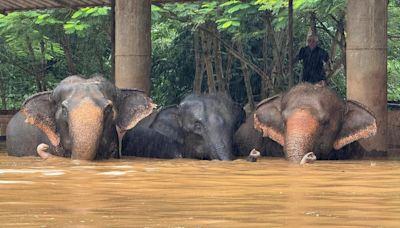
(6, 75, 154, 160)
(234, 114, 284, 158)
(252, 82, 377, 163)
(122, 93, 245, 160)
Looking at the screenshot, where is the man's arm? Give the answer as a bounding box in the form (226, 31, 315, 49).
(323, 49, 332, 77)
(297, 47, 305, 61)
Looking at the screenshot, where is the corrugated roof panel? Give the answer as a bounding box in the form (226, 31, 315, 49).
(0, 0, 198, 13)
(0, 0, 111, 12)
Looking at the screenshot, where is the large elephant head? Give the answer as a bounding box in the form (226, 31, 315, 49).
(254, 83, 377, 163)
(21, 75, 154, 160)
(148, 93, 244, 160)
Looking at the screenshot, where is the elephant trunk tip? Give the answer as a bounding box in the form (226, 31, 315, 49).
(246, 149, 261, 162)
(37, 143, 52, 160)
(300, 152, 317, 165)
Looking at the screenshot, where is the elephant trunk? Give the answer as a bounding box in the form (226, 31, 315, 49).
(208, 133, 235, 161)
(69, 99, 103, 160)
(284, 109, 318, 163)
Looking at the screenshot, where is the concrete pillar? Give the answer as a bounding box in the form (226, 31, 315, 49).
(347, 0, 387, 152)
(115, 0, 151, 94)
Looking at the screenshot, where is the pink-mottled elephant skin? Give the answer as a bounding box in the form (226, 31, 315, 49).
(6, 75, 154, 160)
(251, 82, 377, 163)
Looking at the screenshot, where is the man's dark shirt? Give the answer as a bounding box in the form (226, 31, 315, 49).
(298, 46, 329, 83)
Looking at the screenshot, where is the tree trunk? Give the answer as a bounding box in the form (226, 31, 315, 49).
(199, 25, 269, 82)
(225, 52, 233, 91)
(96, 42, 105, 75)
(238, 43, 255, 112)
(316, 13, 346, 80)
(212, 25, 225, 92)
(339, 18, 347, 75)
(262, 18, 273, 98)
(193, 30, 203, 94)
(0, 72, 6, 110)
(25, 35, 43, 92)
(288, 0, 294, 88)
(310, 12, 317, 35)
(1, 97, 5, 110)
(201, 28, 216, 93)
(60, 34, 77, 75)
(39, 40, 47, 91)
(266, 12, 284, 87)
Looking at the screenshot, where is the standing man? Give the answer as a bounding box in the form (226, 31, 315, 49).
(298, 32, 329, 83)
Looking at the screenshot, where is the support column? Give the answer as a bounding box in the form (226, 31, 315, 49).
(115, 0, 151, 94)
(347, 0, 387, 152)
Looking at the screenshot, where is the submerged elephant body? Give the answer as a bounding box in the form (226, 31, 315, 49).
(234, 114, 283, 158)
(252, 82, 377, 163)
(6, 75, 154, 160)
(122, 93, 244, 160)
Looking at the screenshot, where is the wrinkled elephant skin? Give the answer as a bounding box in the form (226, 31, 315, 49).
(6, 75, 154, 160)
(253, 82, 377, 163)
(122, 93, 245, 160)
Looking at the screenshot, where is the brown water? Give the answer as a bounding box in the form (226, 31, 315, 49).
(0, 142, 399, 227)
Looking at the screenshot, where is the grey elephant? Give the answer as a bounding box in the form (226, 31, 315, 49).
(248, 82, 377, 163)
(122, 93, 245, 160)
(6, 75, 154, 160)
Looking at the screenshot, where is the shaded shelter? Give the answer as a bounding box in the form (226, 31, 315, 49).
(0, 0, 389, 154)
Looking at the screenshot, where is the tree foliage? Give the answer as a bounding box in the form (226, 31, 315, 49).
(0, 1, 398, 110)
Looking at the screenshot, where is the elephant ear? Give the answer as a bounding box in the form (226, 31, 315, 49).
(333, 100, 377, 150)
(254, 94, 285, 146)
(116, 89, 155, 131)
(149, 105, 184, 144)
(20, 91, 60, 147)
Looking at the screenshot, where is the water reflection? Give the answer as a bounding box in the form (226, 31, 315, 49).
(0, 142, 399, 227)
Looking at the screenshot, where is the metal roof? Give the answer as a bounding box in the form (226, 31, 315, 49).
(0, 0, 196, 13)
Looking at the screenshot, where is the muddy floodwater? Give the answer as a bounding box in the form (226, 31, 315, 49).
(0, 142, 399, 227)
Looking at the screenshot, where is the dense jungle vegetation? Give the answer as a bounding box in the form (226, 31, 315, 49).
(0, 0, 399, 110)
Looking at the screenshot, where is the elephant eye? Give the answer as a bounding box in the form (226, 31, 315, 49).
(104, 104, 113, 115)
(193, 121, 203, 131)
(103, 100, 114, 116)
(61, 104, 68, 118)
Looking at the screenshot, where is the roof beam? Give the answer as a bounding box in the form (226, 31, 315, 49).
(0, 0, 202, 13)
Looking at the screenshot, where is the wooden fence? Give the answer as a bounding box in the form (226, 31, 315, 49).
(387, 105, 400, 157)
(0, 110, 17, 140)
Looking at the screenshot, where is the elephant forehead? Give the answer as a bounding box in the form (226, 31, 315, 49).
(54, 83, 109, 101)
(69, 98, 102, 118)
(286, 109, 319, 135)
(283, 96, 344, 123)
(181, 101, 205, 115)
(69, 99, 103, 133)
